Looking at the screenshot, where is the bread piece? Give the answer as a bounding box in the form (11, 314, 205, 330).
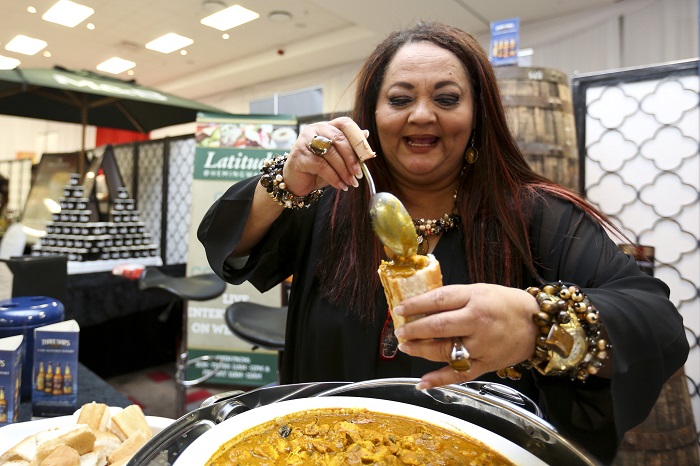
(34, 425, 96, 465)
(378, 253, 443, 338)
(109, 405, 151, 442)
(91, 432, 120, 458)
(106, 430, 148, 465)
(0, 435, 37, 463)
(39, 445, 80, 466)
(78, 446, 106, 466)
(76, 403, 110, 432)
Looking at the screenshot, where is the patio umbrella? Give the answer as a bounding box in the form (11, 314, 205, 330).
(0, 66, 230, 173)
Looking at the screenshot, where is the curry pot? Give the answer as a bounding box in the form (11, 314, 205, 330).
(128, 378, 601, 466)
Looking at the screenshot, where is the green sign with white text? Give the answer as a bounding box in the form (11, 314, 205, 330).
(193, 148, 274, 181)
(186, 112, 297, 388)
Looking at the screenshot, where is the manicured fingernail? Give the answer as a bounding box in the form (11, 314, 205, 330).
(415, 382, 429, 391)
(392, 306, 404, 316)
(394, 328, 405, 340)
(350, 177, 359, 188)
(354, 166, 363, 179)
(397, 343, 406, 353)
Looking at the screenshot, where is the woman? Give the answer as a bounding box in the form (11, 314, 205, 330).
(198, 21, 688, 463)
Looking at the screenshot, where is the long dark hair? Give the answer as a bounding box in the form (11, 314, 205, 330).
(317, 21, 611, 321)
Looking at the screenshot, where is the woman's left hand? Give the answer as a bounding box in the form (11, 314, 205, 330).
(392, 283, 540, 389)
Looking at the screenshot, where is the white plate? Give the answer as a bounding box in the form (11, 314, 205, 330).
(174, 396, 547, 465)
(0, 406, 174, 457)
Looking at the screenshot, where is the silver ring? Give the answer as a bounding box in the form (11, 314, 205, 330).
(449, 337, 471, 372)
(307, 135, 333, 157)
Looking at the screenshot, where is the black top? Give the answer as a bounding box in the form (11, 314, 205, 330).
(198, 176, 689, 464)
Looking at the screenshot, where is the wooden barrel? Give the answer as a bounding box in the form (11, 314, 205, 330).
(495, 66, 580, 192)
(613, 367, 699, 465)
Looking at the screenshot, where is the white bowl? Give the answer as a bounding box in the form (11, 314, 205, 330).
(174, 396, 546, 465)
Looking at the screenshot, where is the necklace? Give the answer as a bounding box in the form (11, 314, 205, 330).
(412, 191, 460, 255)
(413, 212, 460, 254)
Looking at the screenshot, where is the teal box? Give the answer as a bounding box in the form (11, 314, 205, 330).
(31, 320, 79, 418)
(0, 335, 24, 426)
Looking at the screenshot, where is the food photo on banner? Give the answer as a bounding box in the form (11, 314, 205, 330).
(185, 112, 297, 387)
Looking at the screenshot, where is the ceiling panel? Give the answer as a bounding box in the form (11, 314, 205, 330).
(1, 0, 620, 99)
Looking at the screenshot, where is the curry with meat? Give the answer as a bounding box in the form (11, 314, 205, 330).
(207, 407, 514, 465)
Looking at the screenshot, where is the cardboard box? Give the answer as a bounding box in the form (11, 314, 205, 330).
(31, 320, 79, 417)
(0, 334, 23, 426)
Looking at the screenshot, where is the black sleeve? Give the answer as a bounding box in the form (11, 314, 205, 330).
(196, 175, 301, 293)
(529, 195, 689, 464)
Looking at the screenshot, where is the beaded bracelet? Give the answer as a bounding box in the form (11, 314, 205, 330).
(497, 281, 610, 382)
(260, 154, 324, 209)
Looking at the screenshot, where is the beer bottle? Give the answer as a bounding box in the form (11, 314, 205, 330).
(0, 386, 7, 423)
(45, 362, 54, 394)
(53, 363, 63, 396)
(63, 363, 73, 395)
(36, 361, 45, 391)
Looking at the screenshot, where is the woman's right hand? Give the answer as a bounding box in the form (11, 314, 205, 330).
(281, 117, 376, 197)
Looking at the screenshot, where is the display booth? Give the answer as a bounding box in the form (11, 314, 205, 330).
(572, 58, 700, 464)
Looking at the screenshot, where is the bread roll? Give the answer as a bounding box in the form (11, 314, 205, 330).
(34, 425, 95, 465)
(38, 445, 80, 466)
(0, 435, 36, 463)
(106, 430, 148, 466)
(76, 403, 110, 432)
(378, 253, 443, 336)
(109, 405, 151, 442)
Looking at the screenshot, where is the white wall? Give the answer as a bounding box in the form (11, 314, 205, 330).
(0, 115, 96, 162)
(3, 0, 698, 159)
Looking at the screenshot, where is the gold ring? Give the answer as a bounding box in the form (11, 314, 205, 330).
(308, 135, 333, 157)
(449, 337, 471, 372)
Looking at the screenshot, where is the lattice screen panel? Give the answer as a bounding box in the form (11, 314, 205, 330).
(110, 135, 194, 265)
(573, 59, 699, 451)
(166, 138, 194, 265)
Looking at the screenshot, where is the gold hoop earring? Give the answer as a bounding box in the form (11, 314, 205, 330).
(465, 139, 478, 164)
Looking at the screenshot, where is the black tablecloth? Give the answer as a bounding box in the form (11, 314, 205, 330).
(18, 363, 132, 422)
(66, 264, 185, 327)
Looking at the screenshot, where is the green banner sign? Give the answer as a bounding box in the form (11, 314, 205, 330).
(194, 147, 274, 181)
(186, 112, 297, 389)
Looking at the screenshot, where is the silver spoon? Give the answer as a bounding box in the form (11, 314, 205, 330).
(362, 162, 418, 258)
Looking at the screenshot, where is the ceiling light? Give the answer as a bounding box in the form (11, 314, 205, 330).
(268, 11, 292, 23)
(43, 51, 52, 57)
(42, 0, 94, 27)
(0, 55, 21, 70)
(87, 23, 95, 30)
(96, 57, 136, 74)
(222, 33, 229, 39)
(27, 6, 37, 13)
(5, 35, 48, 55)
(145, 33, 194, 54)
(201, 4, 259, 31)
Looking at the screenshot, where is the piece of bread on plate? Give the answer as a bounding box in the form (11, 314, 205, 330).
(109, 405, 151, 442)
(33, 425, 95, 465)
(38, 445, 80, 466)
(91, 432, 120, 459)
(78, 446, 106, 466)
(0, 434, 37, 464)
(378, 253, 443, 339)
(106, 430, 148, 466)
(76, 403, 110, 432)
